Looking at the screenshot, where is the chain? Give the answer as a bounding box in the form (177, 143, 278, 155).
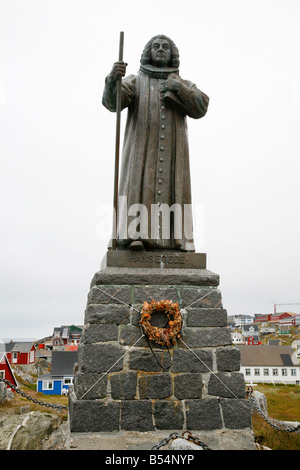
(151, 432, 182, 450)
(151, 431, 211, 450)
(0, 377, 68, 410)
(246, 387, 300, 433)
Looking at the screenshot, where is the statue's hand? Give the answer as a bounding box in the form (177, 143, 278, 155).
(109, 61, 127, 83)
(163, 74, 181, 93)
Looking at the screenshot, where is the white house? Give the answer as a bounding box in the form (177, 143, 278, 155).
(238, 345, 300, 385)
(231, 332, 244, 344)
(292, 340, 300, 359)
(260, 325, 276, 335)
(228, 314, 254, 328)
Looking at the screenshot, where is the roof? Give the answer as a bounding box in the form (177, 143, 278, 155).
(243, 324, 258, 331)
(238, 345, 299, 367)
(51, 351, 78, 376)
(36, 349, 52, 359)
(53, 325, 83, 336)
(0, 353, 18, 386)
(4, 342, 35, 353)
(69, 324, 83, 332)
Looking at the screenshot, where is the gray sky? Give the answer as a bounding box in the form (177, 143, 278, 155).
(1, 0, 300, 340)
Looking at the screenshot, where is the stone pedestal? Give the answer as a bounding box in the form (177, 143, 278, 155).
(69, 252, 254, 449)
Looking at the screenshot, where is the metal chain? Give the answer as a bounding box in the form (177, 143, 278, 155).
(151, 431, 211, 450)
(0, 377, 68, 410)
(246, 388, 300, 433)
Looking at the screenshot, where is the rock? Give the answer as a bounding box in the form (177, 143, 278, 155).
(253, 391, 268, 416)
(40, 421, 70, 450)
(170, 438, 204, 450)
(6, 389, 14, 401)
(0, 382, 6, 404)
(19, 405, 31, 414)
(0, 411, 67, 450)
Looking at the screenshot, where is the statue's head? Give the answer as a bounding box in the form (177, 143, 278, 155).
(140, 35, 180, 68)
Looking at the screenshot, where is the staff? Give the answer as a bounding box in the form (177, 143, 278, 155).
(112, 31, 124, 251)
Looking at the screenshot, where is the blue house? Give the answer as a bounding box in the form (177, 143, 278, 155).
(37, 350, 78, 395)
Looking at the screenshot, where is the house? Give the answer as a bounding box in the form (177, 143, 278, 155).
(242, 324, 259, 337)
(37, 350, 78, 395)
(278, 323, 292, 335)
(246, 336, 261, 346)
(291, 340, 300, 359)
(254, 312, 297, 324)
(238, 345, 300, 385)
(227, 314, 254, 328)
(241, 324, 260, 345)
(253, 314, 270, 323)
(260, 325, 276, 335)
(231, 332, 244, 344)
(0, 353, 18, 390)
(52, 325, 82, 350)
(35, 346, 52, 363)
(4, 341, 36, 369)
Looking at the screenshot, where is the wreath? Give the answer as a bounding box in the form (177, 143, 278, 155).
(139, 300, 182, 348)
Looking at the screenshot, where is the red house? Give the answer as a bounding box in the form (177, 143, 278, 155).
(0, 353, 18, 390)
(246, 335, 261, 345)
(270, 312, 293, 323)
(254, 312, 294, 324)
(5, 342, 36, 367)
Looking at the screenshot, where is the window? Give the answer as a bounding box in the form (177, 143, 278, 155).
(63, 377, 73, 385)
(0, 371, 4, 379)
(263, 369, 269, 376)
(245, 369, 251, 376)
(291, 369, 297, 377)
(254, 369, 260, 376)
(282, 369, 287, 376)
(273, 369, 278, 376)
(43, 380, 53, 390)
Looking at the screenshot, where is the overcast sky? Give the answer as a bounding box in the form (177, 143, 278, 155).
(1, 0, 300, 340)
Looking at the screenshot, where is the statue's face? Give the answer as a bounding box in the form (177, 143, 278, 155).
(150, 38, 171, 67)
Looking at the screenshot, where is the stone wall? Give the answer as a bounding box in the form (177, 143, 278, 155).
(69, 267, 253, 435)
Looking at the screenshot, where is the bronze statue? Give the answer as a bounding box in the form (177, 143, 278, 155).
(102, 35, 209, 252)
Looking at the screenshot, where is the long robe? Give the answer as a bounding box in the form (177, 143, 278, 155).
(102, 69, 209, 251)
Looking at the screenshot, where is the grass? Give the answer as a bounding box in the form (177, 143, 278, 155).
(252, 383, 300, 450)
(0, 384, 68, 422)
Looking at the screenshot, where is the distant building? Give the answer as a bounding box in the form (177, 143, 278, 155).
(35, 346, 52, 363)
(246, 336, 261, 346)
(238, 345, 300, 385)
(37, 350, 78, 395)
(291, 340, 300, 359)
(242, 324, 260, 345)
(0, 353, 18, 390)
(254, 312, 300, 325)
(231, 332, 244, 344)
(260, 325, 276, 335)
(278, 323, 292, 335)
(227, 315, 254, 328)
(4, 342, 36, 369)
(52, 325, 83, 350)
(242, 324, 259, 338)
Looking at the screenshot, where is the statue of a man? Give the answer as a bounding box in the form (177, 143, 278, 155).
(102, 35, 209, 252)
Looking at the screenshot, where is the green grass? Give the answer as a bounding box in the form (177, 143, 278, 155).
(252, 384, 300, 450)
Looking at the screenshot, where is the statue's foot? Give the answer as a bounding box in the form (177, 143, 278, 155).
(128, 240, 144, 251)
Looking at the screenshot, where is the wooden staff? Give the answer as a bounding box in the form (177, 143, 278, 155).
(112, 31, 124, 251)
